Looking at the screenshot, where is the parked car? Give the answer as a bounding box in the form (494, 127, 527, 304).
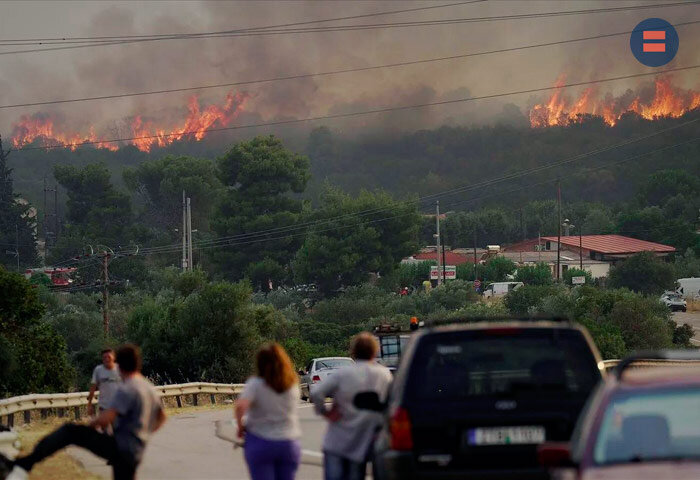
(483, 281, 524, 299)
(538, 350, 700, 480)
(660, 292, 687, 311)
(360, 319, 603, 480)
(299, 357, 354, 401)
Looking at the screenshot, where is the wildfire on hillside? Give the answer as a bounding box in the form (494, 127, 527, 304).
(529, 76, 700, 128)
(11, 91, 249, 152)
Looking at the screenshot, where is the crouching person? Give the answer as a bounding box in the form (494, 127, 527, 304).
(8, 344, 166, 480)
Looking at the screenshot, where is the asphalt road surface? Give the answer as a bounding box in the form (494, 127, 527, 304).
(69, 402, 327, 480)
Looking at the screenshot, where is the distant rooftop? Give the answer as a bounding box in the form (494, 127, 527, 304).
(541, 235, 675, 254)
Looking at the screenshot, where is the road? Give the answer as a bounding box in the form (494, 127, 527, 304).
(673, 311, 700, 345)
(70, 402, 327, 480)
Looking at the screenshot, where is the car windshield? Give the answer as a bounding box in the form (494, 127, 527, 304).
(593, 388, 700, 465)
(408, 329, 599, 400)
(315, 358, 353, 370)
(378, 335, 411, 367)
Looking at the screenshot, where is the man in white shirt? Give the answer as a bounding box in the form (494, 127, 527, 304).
(312, 332, 393, 480)
(87, 348, 121, 416)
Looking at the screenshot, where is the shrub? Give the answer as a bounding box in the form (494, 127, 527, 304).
(515, 263, 553, 285)
(607, 252, 675, 295)
(503, 285, 563, 316)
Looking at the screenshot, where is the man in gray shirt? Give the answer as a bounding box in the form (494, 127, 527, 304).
(8, 344, 166, 480)
(312, 332, 393, 480)
(87, 348, 121, 416)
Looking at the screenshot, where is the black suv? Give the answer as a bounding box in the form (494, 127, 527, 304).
(369, 320, 604, 480)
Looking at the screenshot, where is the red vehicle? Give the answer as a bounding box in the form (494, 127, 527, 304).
(538, 350, 700, 480)
(24, 267, 77, 287)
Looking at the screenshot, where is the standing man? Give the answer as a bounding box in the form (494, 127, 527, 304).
(88, 348, 121, 417)
(7, 344, 167, 480)
(312, 332, 393, 480)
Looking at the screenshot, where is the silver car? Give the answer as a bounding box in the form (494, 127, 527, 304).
(661, 292, 687, 312)
(299, 357, 354, 401)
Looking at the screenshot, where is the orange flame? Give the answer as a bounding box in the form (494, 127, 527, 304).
(529, 76, 700, 128)
(11, 91, 249, 152)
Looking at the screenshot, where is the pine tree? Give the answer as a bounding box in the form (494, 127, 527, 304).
(0, 136, 38, 270)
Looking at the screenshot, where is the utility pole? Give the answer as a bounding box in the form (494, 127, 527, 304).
(579, 225, 583, 269)
(54, 184, 59, 241)
(473, 230, 478, 281)
(15, 224, 19, 271)
(435, 201, 441, 286)
(556, 182, 562, 281)
(187, 197, 193, 271)
(6, 224, 19, 271)
(101, 252, 111, 336)
(181, 190, 187, 271)
(442, 242, 446, 282)
(43, 177, 56, 257)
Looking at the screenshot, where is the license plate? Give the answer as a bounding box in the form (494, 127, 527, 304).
(467, 426, 545, 446)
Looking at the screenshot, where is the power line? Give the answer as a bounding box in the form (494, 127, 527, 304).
(130, 120, 700, 256)
(133, 117, 699, 255)
(2, 19, 697, 111)
(0, 1, 694, 56)
(15, 63, 700, 152)
(0, 1, 484, 43)
(49, 131, 700, 268)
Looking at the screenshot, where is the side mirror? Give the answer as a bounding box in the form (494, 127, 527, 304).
(537, 442, 574, 468)
(353, 391, 387, 412)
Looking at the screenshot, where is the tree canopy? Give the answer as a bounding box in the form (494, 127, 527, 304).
(210, 136, 310, 280)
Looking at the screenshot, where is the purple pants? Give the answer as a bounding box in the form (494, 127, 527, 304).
(244, 431, 301, 480)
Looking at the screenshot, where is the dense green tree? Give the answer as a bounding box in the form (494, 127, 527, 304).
(515, 263, 553, 285)
(293, 187, 420, 294)
(637, 169, 700, 208)
(607, 252, 676, 295)
(0, 137, 38, 269)
(482, 256, 516, 282)
(674, 248, 700, 278)
(50, 163, 134, 263)
(128, 279, 291, 383)
(123, 154, 221, 231)
(0, 267, 74, 395)
(210, 136, 310, 280)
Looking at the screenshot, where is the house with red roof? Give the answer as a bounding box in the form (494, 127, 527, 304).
(503, 234, 675, 278)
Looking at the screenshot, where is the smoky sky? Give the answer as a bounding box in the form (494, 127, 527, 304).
(0, 0, 699, 141)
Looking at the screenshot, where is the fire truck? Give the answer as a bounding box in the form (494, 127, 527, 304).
(24, 267, 77, 287)
(373, 317, 422, 372)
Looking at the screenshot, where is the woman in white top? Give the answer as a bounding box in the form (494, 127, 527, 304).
(235, 343, 302, 480)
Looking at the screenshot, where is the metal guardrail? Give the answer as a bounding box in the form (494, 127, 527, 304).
(0, 382, 244, 427)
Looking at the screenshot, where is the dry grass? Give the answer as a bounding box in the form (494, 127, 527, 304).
(16, 419, 102, 480)
(687, 299, 700, 312)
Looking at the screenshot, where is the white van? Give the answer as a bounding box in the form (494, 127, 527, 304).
(677, 278, 700, 299)
(483, 281, 524, 299)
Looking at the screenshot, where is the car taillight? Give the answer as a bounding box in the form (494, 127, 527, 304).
(312, 375, 321, 384)
(389, 406, 413, 450)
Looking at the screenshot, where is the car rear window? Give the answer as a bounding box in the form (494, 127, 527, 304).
(315, 358, 353, 370)
(408, 328, 599, 400)
(593, 387, 700, 465)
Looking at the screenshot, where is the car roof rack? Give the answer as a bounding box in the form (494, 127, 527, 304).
(424, 315, 571, 328)
(613, 350, 700, 379)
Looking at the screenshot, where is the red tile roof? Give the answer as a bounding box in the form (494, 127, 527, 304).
(541, 235, 675, 254)
(413, 251, 475, 265)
